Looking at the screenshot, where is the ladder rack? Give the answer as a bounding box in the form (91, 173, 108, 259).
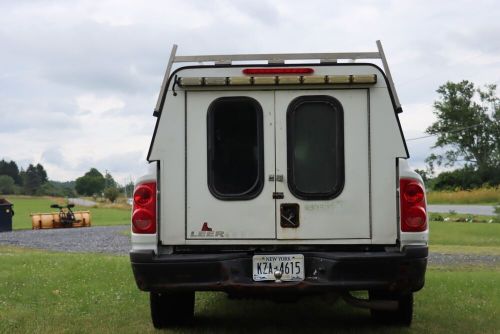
(154, 40, 401, 114)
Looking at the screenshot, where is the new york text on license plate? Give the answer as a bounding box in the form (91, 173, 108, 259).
(252, 254, 304, 281)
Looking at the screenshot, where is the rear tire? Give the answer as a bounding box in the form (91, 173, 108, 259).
(369, 291, 413, 326)
(150, 291, 195, 328)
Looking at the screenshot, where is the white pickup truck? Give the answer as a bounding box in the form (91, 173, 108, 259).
(130, 41, 428, 328)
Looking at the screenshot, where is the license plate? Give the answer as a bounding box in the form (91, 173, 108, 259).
(252, 254, 304, 281)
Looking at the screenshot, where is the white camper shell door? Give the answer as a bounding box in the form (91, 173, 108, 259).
(275, 90, 370, 240)
(187, 91, 276, 239)
(187, 90, 370, 241)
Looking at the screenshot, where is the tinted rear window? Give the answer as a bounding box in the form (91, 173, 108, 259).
(207, 97, 264, 200)
(287, 95, 344, 200)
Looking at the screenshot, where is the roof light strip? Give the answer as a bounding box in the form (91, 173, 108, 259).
(177, 74, 377, 87)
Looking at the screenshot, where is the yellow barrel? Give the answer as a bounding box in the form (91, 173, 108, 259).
(73, 211, 91, 227)
(41, 214, 56, 229)
(31, 214, 42, 229)
(30, 213, 56, 229)
(31, 213, 61, 229)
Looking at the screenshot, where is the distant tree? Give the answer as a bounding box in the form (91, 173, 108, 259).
(104, 172, 117, 189)
(104, 187, 120, 203)
(0, 175, 15, 194)
(48, 180, 76, 197)
(37, 182, 61, 196)
(0, 159, 21, 185)
(426, 81, 500, 173)
(431, 166, 482, 190)
(75, 168, 105, 196)
(85, 168, 103, 178)
(23, 164, 46, 195)
(35, 164, 48, 183)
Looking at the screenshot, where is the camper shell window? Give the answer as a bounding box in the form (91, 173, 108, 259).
(207, 97, 264, 200)
(287, 95, 345, 200)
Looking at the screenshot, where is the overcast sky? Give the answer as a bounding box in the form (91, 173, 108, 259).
(1, 0, 499, 184)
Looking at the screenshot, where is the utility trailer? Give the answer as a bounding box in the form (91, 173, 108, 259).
(130, 41, 428, 328)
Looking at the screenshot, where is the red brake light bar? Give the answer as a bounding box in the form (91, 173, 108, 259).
(243, 68, 314, 75)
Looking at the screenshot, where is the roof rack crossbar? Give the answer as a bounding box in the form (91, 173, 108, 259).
(154, 40, 402, 114)
(173, 52, 380, 63)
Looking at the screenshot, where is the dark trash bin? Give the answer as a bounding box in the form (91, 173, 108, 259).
(0, 198, 14, 232)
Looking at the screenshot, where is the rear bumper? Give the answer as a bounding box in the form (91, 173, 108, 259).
(130, 246, 427, 295)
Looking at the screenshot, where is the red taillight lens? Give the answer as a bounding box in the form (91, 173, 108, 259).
(403, 182, 425, 204)
(132, 182, 156, 234)
(131, 209, 155, 233)
(134, 185, 153, 206)
(404, 206, 427, 228)
(400, 178, 427, 232)
(242, 68, 314, 75)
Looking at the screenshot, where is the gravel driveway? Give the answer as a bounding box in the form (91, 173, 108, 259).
(0, 226, 498, 266)
(0, 226, 130, 255)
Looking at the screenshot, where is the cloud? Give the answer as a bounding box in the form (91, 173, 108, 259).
(76, 94, 125, 115)
(41, 148, 65, 165)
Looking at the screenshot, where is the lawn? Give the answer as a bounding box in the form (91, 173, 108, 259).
(429, 221, 500, 247)
(429, 221, 500, 255)
(0, 246, 498, 334)
(4, 195, 130, 230)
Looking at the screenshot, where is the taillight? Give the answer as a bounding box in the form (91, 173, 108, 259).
(132, 182, 156, 234)
(400, 179, 427, 232)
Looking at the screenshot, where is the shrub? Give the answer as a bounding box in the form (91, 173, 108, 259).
(430, 166, 500, 191)
(429, 213, 444, 221)
(104, 187, 120, 203)
(0, 175, 15, 194)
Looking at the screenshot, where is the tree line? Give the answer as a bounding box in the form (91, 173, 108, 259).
(0, 161, 49, 195)
(0, 160, 134, 202)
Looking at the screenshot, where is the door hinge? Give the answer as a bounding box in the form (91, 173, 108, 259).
(269, 174, 284, 182)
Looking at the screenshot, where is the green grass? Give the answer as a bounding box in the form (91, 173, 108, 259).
(427, 187, 500, 205)
(4, 196, 130, 230)
(430, 245, 500, 256)
(429, 221, 500, 247)
(0, 246, 498, 334)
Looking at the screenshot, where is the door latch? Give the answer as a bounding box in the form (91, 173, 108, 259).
(272, 192, 284, 199)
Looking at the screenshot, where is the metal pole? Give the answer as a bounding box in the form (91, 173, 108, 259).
(376, 40, 402, 111)
(154, 44, 178, 115)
